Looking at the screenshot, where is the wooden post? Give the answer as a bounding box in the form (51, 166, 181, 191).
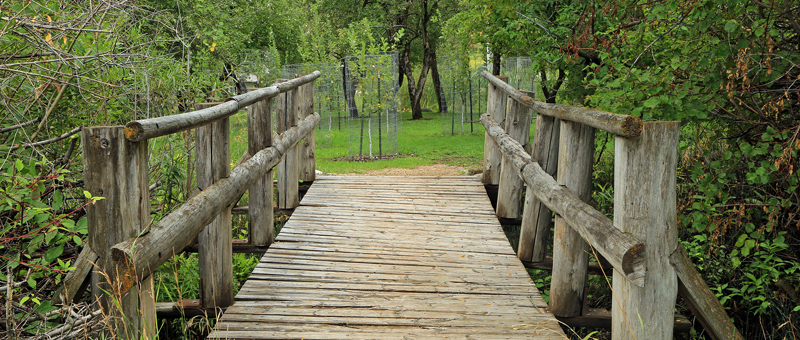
(611, 122, 680, 339)
(247, 96, 274, 246)
(481, 75, 508, 185)
(549, 120, 594, 317)
(194, 103, 233, 309)
(297, 80, 316, 182)
(495, 91, 533, 219)
(82, 127, 156, 339)
(518, 109, 560, 262)
(277, 80, 300, 209)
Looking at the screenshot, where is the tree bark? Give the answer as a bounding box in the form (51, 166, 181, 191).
(492, 51, 502, 75)
(431, 50, 446, 113)
(342, 59, 359, 118)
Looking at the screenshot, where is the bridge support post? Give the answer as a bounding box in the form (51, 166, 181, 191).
(82, 127, 156, 339)
(195, 103, 234, 309)
(277, 80, 300, 209)
(518, 106, 560, 263)
(496, 91, 533, 219)
(611, 122, 680, 339)
(248, 96, 275, 246)
(549, 120, 594, 317)
(297, 80, 316, 182)
(481, 75, 508, 185)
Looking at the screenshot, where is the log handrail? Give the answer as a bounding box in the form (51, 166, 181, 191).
(124, 71, 321, 142)
(480, 70, 642, 137)
(111, 113, 321, 294)
(480, 114, 647, 286)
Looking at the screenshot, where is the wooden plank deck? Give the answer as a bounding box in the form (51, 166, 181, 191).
(209, 176, 566, 339)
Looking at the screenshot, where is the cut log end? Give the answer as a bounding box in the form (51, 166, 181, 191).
(621, 116, 643, 138)
(622, 243, 647, 287)
(110, 247, 136, 295)
(124, 122, 144, 142)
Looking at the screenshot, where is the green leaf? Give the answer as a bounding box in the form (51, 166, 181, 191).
(725, 20, 738, 33)
(732, 257, 741, 268)
(52, 191, 63, 211)
(45, 244, 64, 263)
(27, 278, 36, 289)
(643, 97, 660, 108)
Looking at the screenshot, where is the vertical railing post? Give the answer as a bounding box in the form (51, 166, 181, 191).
(611, 122, 680, 339)
(518, 97, 560, 262)
(82, 127, 155, 339)
(248, 96, 275, 246)
(297, 79, 316, 182)
(549, 120, 594, 317)
(194, 103, 233, 309)
(277, 80, 300, 209)
(495, 91, 533, 219)
(481, 76, 508, 185)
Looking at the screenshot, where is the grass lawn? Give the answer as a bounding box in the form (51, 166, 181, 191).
(228, 109, 537, 175)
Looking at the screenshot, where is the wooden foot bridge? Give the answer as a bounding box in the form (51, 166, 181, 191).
(62, 71, 743, 339)
(211, 176, 564, 339)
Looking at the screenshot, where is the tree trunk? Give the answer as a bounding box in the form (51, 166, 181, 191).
(492, 52, 502, 75)
(540, 68, 565, 104)
(431, 51, 446, 113)
(342, 59, 359, 118)
(407, 0, 436, 120)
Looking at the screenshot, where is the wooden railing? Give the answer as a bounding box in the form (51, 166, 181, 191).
(70, 72, 320, 339)
(480, 70, 743, 340)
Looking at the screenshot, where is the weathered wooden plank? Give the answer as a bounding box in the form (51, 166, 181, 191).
(212, 176, 565, 339)
(124, 72, 320, 141)
(195, 103, 234, 309)
(81, 126, 155, 339)
(480, 114, 646, 286)
(670, 245, 744, 340)
(276, 80, 299, 209)
(52, 246, 97, 305)
(549, 120, 593, 317)
(111, 113, 321, 292)
(296, 80, 316, 182)
(518, 112, 560, 263)
(496, 91, 534, 219)
(481, 70, 641, 137)
(247, 96, 274, 246)
(612, 122, 680, 340)
(481, 75, 509, 185)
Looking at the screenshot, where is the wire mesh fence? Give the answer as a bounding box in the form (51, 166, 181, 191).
(502, 57, 537, 93)
(280, 63, 345, 146)
(238, 49, 282, 89)
(438, 55, 488, 135)
(343, 52, 401, 159)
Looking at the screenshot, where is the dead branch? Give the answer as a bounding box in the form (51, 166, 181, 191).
(10, 126, 81, 151)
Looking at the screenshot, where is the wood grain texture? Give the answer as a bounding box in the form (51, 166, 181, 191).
(248, 96, 275, 246)
(209, 176, 566, 339)
(195, 103, 234, 308)
(480, 114, 646, 286)
(611, 122, 680, 340)
(81, 127, 155, 339)
(111, 113, 321, 293)
(297, 80, 316, 182)
(518, 113, 560, 263)
(52, 246, 97, 305)
(124, 71, 320, 142)
(276, 81, 299, 209)
(481, 70, 641, 137)
(549, 120, 594, 317)
(670, 245, 744, 340)
(481, 75, 508, 185)
(496, 91, 533, 219)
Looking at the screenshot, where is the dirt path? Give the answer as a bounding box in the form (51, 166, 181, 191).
(333, 164, 477, 176)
